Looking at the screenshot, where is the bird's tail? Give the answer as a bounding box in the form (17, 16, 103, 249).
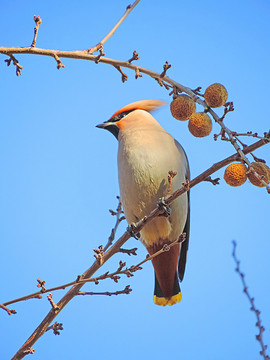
(147, 241, 182, 306)
(153, 273, 182, 306)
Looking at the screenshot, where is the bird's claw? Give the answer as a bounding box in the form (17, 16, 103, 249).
(158, 197, 171, 217)
(127, 223, 140, 240)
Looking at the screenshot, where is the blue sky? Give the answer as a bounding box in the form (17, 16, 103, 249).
(1, 1, 270, 359)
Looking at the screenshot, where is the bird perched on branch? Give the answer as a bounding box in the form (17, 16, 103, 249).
(97, 100, 190, 306)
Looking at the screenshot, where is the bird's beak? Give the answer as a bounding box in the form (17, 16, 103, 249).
(96, 121, 114, 129)
(96, 121, 119, 139)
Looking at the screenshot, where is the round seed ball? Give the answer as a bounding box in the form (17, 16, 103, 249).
(170, 95, 196, 121)
(204, 83, 228, 108)
(247, 162, 270, 187)
(224, 163, 247, 187)
(188, 112, 212, 137)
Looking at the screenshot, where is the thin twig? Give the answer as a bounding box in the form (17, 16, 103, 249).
(204, 176, 220, 185)
(104, 196, 125, 252)
(46, 322, 63, 335)
(37, 278, 46, 292)
(135, 66, 142, 79)
(94, 47, 105, 64)
(0, 304, 16, 315)
(232, 131, 265, 141)
(132, 233, 186, 270)
(93, 245, 104, 265)
(250, 153, 266, 163)
(119, 247, 137, 256)
(220, 101, 234, 121)
(232, 241, 270, 360)
(160, 60, 171, 77)
(31, 15, 42, 48)
(92, 260, 140, 284)
(78, 285, 132, 297)
(114, 65, 128, 82)
(47, 293, 59, 312)
(192, 86, 203, 96)
(87, 0, 141, 53)
(167, 170, 177, 194)
(4, 54, 23, 76)
(128, 50, 139, 63)
(53, 54, 65, 69)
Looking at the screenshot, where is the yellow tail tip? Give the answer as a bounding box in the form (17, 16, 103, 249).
(154, 292, 182, 306)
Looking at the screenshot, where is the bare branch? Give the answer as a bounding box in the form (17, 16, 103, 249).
(220, 101, 234, 121)
(53, 54, 65, 69)
(204, 176, 220, 185)
(250, 153, 266, 163)
(214, 128, 229, 142)
(94, 47, 105, 64)
(37, 278, 46, 292)
(160, 60, 171, 77)
(46, 322, 63, 336)
(128, 50, 139, 63)
(192, 86, 203, 96)
(119, 247, 137, 256)
(133, 233, 186, 269)
(231, 131, 266, 141)
(232, 241, 270, 360)
(104, 196, 125, 252)
(91, 260, 139, 285)
(4, 54, 23, 76)
(87, 0, 141, 53)
(1, 7, 269, 358)
(8, 137, 269, 359)
(93, 245, 104, 265)
(167, 170, 178, 194)
(3, 46, 263, 186)
(47, 293, 59, 312)
(0, 304, 17, 316)
(78, 285, 132, 297)
(114, 65, 128, 82)
(135, 66, 142, 79)
(0, 45, 267, 182)
(31, 15, 42, 48)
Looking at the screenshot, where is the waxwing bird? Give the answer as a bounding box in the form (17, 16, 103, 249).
(97, 100, 190, 306)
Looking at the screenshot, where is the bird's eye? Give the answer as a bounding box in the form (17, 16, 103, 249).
(110, 110, 134, 123)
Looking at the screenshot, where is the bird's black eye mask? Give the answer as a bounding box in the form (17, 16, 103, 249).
(100, 109, 135, 139)
(109, 109, 134, 123)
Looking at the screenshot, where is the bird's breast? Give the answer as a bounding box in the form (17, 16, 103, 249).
(117, 129, 188, 246)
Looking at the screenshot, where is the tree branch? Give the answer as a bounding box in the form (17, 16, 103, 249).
(8, 136, 269, 359)
(87, 0, 141, 53)
(232, 241, 270, 360)
(77, 285, 132, 297)
(1, 45, 269, 191)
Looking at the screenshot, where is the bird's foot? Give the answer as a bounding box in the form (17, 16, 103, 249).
(157, 197, 171, 217)
(127, 223, 140, 240)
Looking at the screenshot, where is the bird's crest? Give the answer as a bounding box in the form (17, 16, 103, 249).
(110, 99, 166, 119)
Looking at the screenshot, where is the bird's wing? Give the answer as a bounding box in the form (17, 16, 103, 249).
(173, 139, 190, 282)
(178, 189, 190, 281)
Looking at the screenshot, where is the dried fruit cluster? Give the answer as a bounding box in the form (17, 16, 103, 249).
(224, 162, 270, 187)
(170, 83, 269, 190)
(170, 83, 228, 138)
